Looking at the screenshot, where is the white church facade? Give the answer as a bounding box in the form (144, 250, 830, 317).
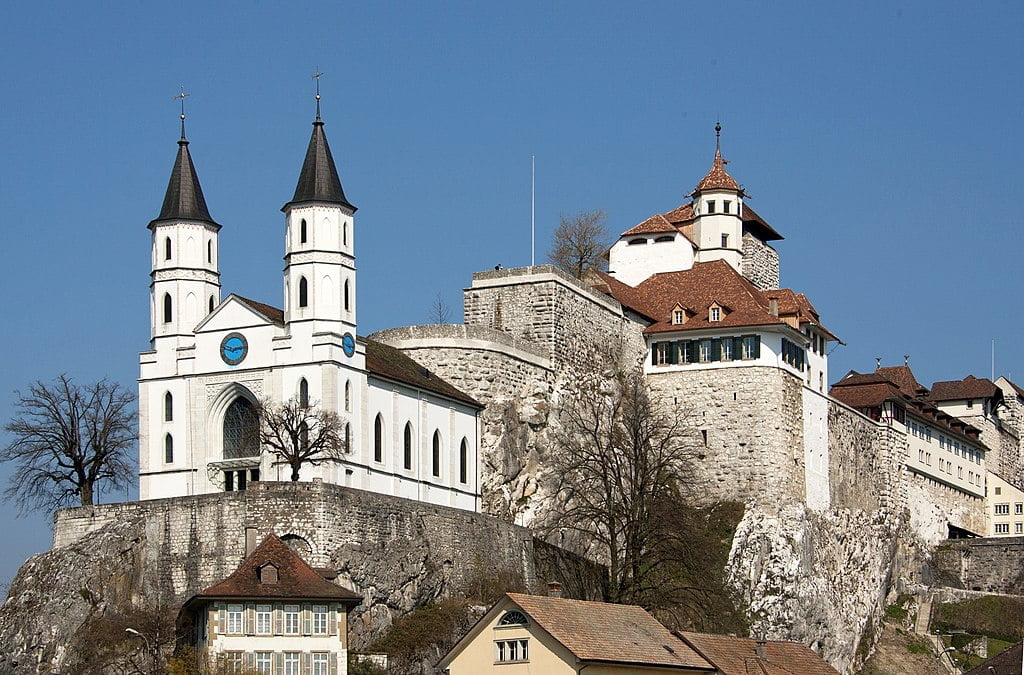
(138, 109, 481, 511)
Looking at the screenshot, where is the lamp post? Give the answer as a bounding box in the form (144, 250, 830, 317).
(125, 627, 156, 672)
(935, 645, 956, 675)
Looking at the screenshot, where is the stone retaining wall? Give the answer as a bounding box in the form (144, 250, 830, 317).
(933, 536, 1024, 594)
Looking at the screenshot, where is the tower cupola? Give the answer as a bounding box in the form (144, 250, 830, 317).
(691, 123, 744, 272)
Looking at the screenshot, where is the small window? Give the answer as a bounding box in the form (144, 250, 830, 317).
(284, 605, 300, 634)
(374, 414, 384, 462)
(495, 639, 530, 663)
(1017, 523, 1023, 534)
(654, 235, 674, 243)
(298, 378, 309, 408)
(227, 604, 243, 634)
(256, 606, 272, 634)
(710, 306, 721, 322)
(721, 233, 729, 248)
(345, 380, 352, 412)
(300, 219, 308, 244)
(164, 392, 173, 422)
(996, 487, 1002, 495)
(627, 238, 647, 245)
(707, 200, 716, 214)
(432, 430, 441, 477)
(164, 434, 173, 463)
(673, 310, 684, 325)
(403, 422, 413, 470)
(312, 605, 328, 634)
(163, 293, 173, 324)
(298, 277, 308, 308)
(1016, 503, 1022, 515)
(996, 523, 1010, 534)
(723, 200, 731, 214)
(499, 610, 529, 626)
(258, 565, 278, 585)
(344, 279, 351, 311)
(164, 237, 172, 261)
(344, 423, 351, 453)
(209, 295, 215, 313)
(207, 240, 212, 263)
(721, 338, 734, 361)
(967, 399, 974, 408)
(343, 221, 349, 246)
(996, 504, 1011, 515)
(460, 438, 469, 483)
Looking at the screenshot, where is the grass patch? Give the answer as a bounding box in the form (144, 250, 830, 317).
(933, 595, 1024, 643)
(885, 603, 909, 622)
(906, 636, 931, 654)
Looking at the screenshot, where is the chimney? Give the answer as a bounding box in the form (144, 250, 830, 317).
(768, 298, 778, 316)
(755, 639, 767, 660)
(245, 527, 258, 556)
(546, 581, 563, 598)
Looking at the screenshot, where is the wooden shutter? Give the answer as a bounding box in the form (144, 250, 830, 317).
(245, 652, 255, 669)
(303, 604, 312, 635)
(245, 603, 255, 635)
(328, 607, 337, 636)
(329, 653, 338, 675)
(274, 603, 284, 635)
(753, 335, 761, 358)
(651, 343, 657, 365)
(667, 341, 678, 364)
(733, 337, 743, 360)
(686, 341, 696, 363)
(274, 652, 284, 675)
(711, 338, 721, 361)
(302, 652, 312, 675)
(216, 603, 226, 637)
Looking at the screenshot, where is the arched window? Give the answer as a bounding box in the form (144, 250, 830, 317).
(209, 295, 215, 313)
(344, 423, 351, 453)
(207, 240, 212, 263)
(432, 430, 441, 477)
(459, 437, 468, 483)
(344, 380, 351, 412)
(343, 222, 348, 246)
(164, 237, 172, 260)
(223, 398, 259, 459)
(163, 293, 172, 323)
(164, 392, 173, 422)
(298, 378, 309, 408)
(164, 433, 173, 463)
(498, 610, 528, 626)
(300, 219, 308, 244)
(343, 279, 350, 311)
(403, 423, 413, 470)
(298, 277, 308, 308)
(373, 414, 383, 462)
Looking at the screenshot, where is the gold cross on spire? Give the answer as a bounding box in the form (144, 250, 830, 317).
(312, 69, 323, 120)
(173, 86, 190, 139)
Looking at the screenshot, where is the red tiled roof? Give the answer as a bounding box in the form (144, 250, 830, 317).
(236, 295, 285, 325)
(363, 338, 481, 408)
(506, 594, 714, 670)
(593, 261, 836, 339)
(663, 202, 695, 224)
(694, 148, 742, 193)
(622, 213, 679, 236)
(930, 375, 1000, 402)
(875, 366, 928, 398)
(676, 632, 839, 675)
(192, 535, 361, 603)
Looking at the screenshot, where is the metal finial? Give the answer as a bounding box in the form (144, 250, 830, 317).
(312, 69, 323, 120)
(173, 86, 190, 140)
(715, 120, 721, 152)
(875, 357, 881, 369)
(904, 354, 910, 367)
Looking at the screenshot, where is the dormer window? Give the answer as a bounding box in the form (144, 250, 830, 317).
(707, 200, 716, 214)
(673, 310, 684, 325)
(710, 306, 721, 322)
(258, 563, 278, 585)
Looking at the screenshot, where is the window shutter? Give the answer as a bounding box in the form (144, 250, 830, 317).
(711, 338, 721, 361)
(245, 652, 255, 669)
(274, 652, 284, 675)
(216, 603, 226, 636)
(733, 337, 743, 359)
(329, 608, 337, 636)
(275, 603, 284, 635)
(302, 652, 312, 675)
(245, 603, 255, 635)
(651, 344, 657, 365)
(329, 654, 338, 675)
(303, 604, 312, 635)
(668, 341, 678, 364)
(753, 335, 761, 358)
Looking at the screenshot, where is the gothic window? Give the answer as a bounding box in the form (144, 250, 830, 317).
(344, 279, 351, 311)
(164, 392, 173, 422)
(300, 219, 308, 244)
(207, 240, 212, 263)
(343, 221, 348, 246)
(209, 296, 215, 313)
(459, 437, 468, 483)
(432, 430, 441, 477)
(163, 293, 172, 324)
(374, 414, 383, 462)
(223, 397, 259, 459)
(164, 237, 172, 260)
(344, 380, 351, 412)
(298, 378, 309, 407)
(298, 277, 308, 308)
(344, 423, 351, 453)
(164, 433, 173, 463)
(403, 422, 413, 470)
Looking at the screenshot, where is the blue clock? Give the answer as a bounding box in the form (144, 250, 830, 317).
(220, 332, 248, 366)
(342, 332, 355, 357)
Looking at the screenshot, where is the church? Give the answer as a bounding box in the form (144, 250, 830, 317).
(137, 103, 481, 511)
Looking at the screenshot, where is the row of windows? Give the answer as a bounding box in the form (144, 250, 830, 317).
(222, 650, 334, 675)
(994, 523, 1024, 534)
(223, 603, 335, 636)
(780, 338, 807, 371)
(494, 639, 529, 664)
(162, 237, 214, 264)
(652, 335, 761, 366)
(296, 276, 351, 311)
(994, 503, 1024, 515)
(297, 218, 349, 247)
(705, 199, 733, 214)
(916, 449, 982, 486)
(160, 293, 218, 324)
(907, 420, 983, 464)
(372, 415, 470, 483)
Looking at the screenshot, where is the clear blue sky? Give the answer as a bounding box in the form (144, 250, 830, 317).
(1, 1, 1022, 587)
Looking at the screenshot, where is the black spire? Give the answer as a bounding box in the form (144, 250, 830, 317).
(149, 136, 219, 230)
(282, 119, 356, 212)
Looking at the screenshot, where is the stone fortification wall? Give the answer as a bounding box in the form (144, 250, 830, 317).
(463, 265, 646, 371)
(828, 401, 903, 512)
(646, 366, 805, 505)
(933, 536, 1024, 594)
(903, 470, 986, 542)
(741, 233, 779, 290)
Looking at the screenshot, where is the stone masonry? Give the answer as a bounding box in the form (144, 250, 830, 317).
(933, 536, 1024, 594)
(741, 232, 780, 291)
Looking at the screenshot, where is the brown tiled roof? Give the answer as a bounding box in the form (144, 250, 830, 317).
(875, 366, 928, 397)
(622, 213, 679, 236)
(930, 375, 1000, 402)
(235, 295, 285, 325)
(965, 641, 1022, 674)
(363, 338, 480, 408)
(593, 261, 836, 339)
(663, 202, 695, 224)
(676, 632, 839, 675)
(829, 380, 903, 410)
(506, 594, 713, 670)
(694, 148, 742, 193)
(192, 535, 361, 604)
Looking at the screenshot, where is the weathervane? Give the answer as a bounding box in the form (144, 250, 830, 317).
(173, 86, 190, 140)
(312, 69, 323, 120)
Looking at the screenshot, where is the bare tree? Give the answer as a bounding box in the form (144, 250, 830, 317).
(543, 366, 701, 606)
(429, 292, 452, 324)
(1, 375, 136, 512)
(547, 208, 609, 278)
(258, 397, 348, 481)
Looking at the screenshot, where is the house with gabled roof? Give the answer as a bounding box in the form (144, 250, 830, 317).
(179, 533, 361, 674)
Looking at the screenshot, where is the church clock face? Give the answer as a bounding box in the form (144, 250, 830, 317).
(220, 332, 248, 366)
(342, 332, 355, 357)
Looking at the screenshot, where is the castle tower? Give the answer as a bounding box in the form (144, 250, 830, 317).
(148, 117, 221, 348)
(691, 124, 744, 272)
(281, 104, 357, 337)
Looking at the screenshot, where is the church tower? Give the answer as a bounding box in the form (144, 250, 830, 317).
(281, 98, 357, 338)
(691, 123, 744, 272)
(148, 113, 221, 348)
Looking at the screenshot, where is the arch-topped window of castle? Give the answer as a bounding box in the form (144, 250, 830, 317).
(223, 398, 259, 459)
(499, 610, 528, 626)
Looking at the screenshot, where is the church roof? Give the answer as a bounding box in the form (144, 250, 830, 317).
(283, 119, 356, 212)
(189, 534, 361, 604)
(363, 338, 481, 408)
(149, 138, 219, 230)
